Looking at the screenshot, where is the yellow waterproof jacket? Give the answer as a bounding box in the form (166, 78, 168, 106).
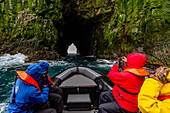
(138, 78, 170, 113)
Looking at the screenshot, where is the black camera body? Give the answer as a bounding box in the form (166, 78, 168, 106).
(41, 74, 48, 79)
(40, 74, 48, 85)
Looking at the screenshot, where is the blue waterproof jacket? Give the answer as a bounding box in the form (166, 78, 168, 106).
(7, 64, 49, 113)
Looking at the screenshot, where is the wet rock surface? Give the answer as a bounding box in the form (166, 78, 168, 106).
(0, 38, 60, 62)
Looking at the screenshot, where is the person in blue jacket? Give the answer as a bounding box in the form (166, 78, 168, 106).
(36, 61, 64, 113)
(7, 64, 56, 113)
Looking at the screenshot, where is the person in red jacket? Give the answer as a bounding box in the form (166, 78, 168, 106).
(98, 53, 150, 113)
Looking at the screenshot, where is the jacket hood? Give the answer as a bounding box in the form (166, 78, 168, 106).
(126, 53, 146, 69)
(39, 61, 50, 72)
(26, 64, 43, 81)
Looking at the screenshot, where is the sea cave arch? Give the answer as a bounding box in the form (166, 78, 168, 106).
(57, 11, 93, 56)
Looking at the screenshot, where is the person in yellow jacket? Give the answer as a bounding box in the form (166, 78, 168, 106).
(138, 67, 170, 113)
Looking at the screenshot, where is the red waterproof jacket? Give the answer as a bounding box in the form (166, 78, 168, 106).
(108, 53, 149, 112)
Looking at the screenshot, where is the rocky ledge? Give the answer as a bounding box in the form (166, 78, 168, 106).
(0, 38, 60, 62)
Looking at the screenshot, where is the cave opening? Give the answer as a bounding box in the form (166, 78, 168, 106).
(57, 2, 93, 56)
(67, 43, 78, 55)
(58, 16, 93, 56)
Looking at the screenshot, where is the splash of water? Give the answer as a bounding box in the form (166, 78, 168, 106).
(0, 53, 28, 71)
(0, 103, 8, 113)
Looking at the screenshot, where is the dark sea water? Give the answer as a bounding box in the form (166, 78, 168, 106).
(0, 53, 115, 113)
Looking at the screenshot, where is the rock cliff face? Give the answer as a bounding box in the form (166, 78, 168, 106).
(0, 0, 169, 67)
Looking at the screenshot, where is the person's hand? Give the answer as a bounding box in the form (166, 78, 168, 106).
(150, 67, 169, 84)
(115, 58, 120, 67)
(121, 56, 127, 63)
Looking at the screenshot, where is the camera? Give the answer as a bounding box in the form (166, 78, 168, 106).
(118, 57, 126, 69)
(40, 73, 48, 80)
(40, 73, 49, 85)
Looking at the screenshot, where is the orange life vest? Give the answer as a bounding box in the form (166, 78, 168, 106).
(158, 95, 170, 101)
(48, 76, 53, 85)
(123, 68, 150, 76)
(16, 71, 41, 92)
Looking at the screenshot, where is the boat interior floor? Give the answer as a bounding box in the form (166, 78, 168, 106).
(52, 67, 111, 113)
(63, 110, 96, 113)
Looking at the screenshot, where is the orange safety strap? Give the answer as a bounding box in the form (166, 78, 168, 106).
(16, 71, 41, 92)
(158, 95, 170, 101)
(123, 68, 150, 76)
(48, 76, 53, 85)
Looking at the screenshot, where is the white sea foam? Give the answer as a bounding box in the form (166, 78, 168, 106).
(96, 59, 115, 67)
(96, 59, 114, 64)
(37, 60, 75, 67)
(0, 53, 28, 70)
(0, 102, 8, 113)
